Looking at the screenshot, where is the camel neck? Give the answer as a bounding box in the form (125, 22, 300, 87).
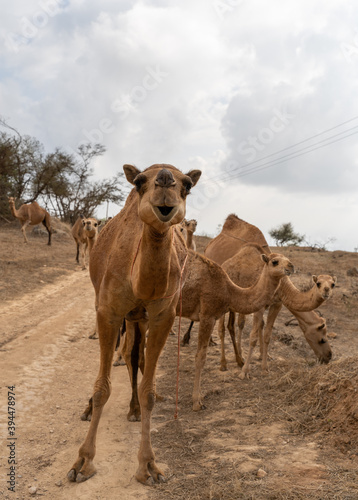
(277, 276, 324, 311)
(227, 268, 281, 315)
(131, 225, 176, 300)
(186, 231, 194, 248)
(9, 202, 17, 217)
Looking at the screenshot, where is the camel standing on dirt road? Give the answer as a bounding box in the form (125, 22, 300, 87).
(71, 215, 101, 270)
(205, 214, 335, 378)
(68, 164, 201, 486)
(8, 196, 52, 245)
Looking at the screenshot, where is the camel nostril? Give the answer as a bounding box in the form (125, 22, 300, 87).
(155, 168, 176, 187)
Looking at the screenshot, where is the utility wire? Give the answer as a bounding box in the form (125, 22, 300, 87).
(201, 115, 358, 184)
(216, 127, 358, 182)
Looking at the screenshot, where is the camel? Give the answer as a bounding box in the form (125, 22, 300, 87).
(8, 197, 52, 245)
(67, 163, 202, 486)
(205, 214, 335, 378)
(218, 245, 336, 375)
(109, 245, 293, 416)
(71, 215, 101, 270)
(182, 218, 197, 250)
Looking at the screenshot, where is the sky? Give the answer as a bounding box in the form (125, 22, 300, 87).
(1, 0, 358, 251)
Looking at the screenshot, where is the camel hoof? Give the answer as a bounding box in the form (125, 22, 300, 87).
(67, 469, 77, 482)
(144, 476, 155, 486)
(76, 471, 96, 483)
(220, 365, 227, 372)
(157, 474, 166, 483)
(128, 413, 141, 422)
(80, 413, 91, 421)
(239, 371, 249, 380)
(88, 333, 97, 340)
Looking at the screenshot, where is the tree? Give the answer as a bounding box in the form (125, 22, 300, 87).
(269, 222, 305, 246)
(0, 120, 126, 223)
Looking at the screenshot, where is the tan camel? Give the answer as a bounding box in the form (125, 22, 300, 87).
(67, 164, 201, 486)
(219, 245, 336, 376)
(205, 214, 335, 378)
(111, 245, 293, 416)
(71, 215, 101, 270)
(8, 196, 52, 245)
(182, 218, 197, 250)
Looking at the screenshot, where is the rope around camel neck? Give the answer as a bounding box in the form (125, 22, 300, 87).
(129, 228, 187, 418)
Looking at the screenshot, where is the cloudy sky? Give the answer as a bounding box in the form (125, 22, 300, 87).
(1, 0, 358, 251)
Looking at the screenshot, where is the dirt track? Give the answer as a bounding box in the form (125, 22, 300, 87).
(1, 228, 358, 499)
(0, 270, 149, 500)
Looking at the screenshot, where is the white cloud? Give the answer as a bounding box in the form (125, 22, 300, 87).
(1, 0, 358, 250)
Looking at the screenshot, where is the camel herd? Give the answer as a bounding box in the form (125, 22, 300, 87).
(7, 165, 337, 486)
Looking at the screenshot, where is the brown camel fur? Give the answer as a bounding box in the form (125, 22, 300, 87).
(8, 197, 52, 245)
(112, 246, 293, 416)
(219, 245, 336, 376)
(67, 164, 201, 486)
(205, 214, 335, 378)
(182, 218, 197, 250)
(71, 215, 101, 270)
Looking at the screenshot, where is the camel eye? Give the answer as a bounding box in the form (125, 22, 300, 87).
(133, 173, 147, 191)
(316, 282, 321, 288)
(272, 260, 279, 266)
(183, 179, 192, 193)
(94, 223, 98, 227)
(331, 283, 335, 288)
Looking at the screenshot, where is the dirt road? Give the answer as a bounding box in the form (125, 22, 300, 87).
(0, 270, 149, 500)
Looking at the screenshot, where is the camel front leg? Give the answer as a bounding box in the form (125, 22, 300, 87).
(239, 309, 264, 380)
(227, 311, 245, 368)
(81, 242, 88, 270)
(261, 302, 282, 372)
(122, 321, 142, 422)
(68, 309, 120, 483)
(192, 315, 216, 411)
(21, 220, 30, 243)
(135, 306, 175, 485)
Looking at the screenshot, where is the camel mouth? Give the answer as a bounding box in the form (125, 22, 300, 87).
(153, 205, 177, 222)
(284, 269, 293, 276)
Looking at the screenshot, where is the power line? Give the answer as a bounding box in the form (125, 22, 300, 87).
(201, 115, 358, 184)
(216, 127, 358, 182)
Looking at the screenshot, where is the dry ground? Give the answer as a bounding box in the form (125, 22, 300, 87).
(0, 224, 358, 499)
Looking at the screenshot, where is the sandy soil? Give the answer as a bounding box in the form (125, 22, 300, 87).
(1, 227, 358, 499)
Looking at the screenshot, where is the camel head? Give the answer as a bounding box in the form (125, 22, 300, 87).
(123, 164, 201, 232)
(312, 274, 337, 301)
(184, 219, 198, 234)
(8, 196, 15, 206)
(303, 318, 332, 364)
(81, 216, 101, 238)
(261, 252, 295, 278)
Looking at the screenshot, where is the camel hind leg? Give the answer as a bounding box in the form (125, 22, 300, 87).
(239, 308, 264, 380)
(42, 214, 52, 245)
(227, 312, 245, 368)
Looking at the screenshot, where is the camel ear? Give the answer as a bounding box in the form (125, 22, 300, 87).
(318, 322, 326, 331)
(261, 254, 269, 264)
(312, 275, 317, 283)
(185, 170, 202, 187)
(123, 164, 141, 185)
(333, 276, 337, 284)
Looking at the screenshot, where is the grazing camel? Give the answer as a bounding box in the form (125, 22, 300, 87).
(110, 245, 294, 415)
(71, 215, 101, 270)
(67, 164, 201, 486)
(8, 197, 52, 245)
(205, 214, 335, 378)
